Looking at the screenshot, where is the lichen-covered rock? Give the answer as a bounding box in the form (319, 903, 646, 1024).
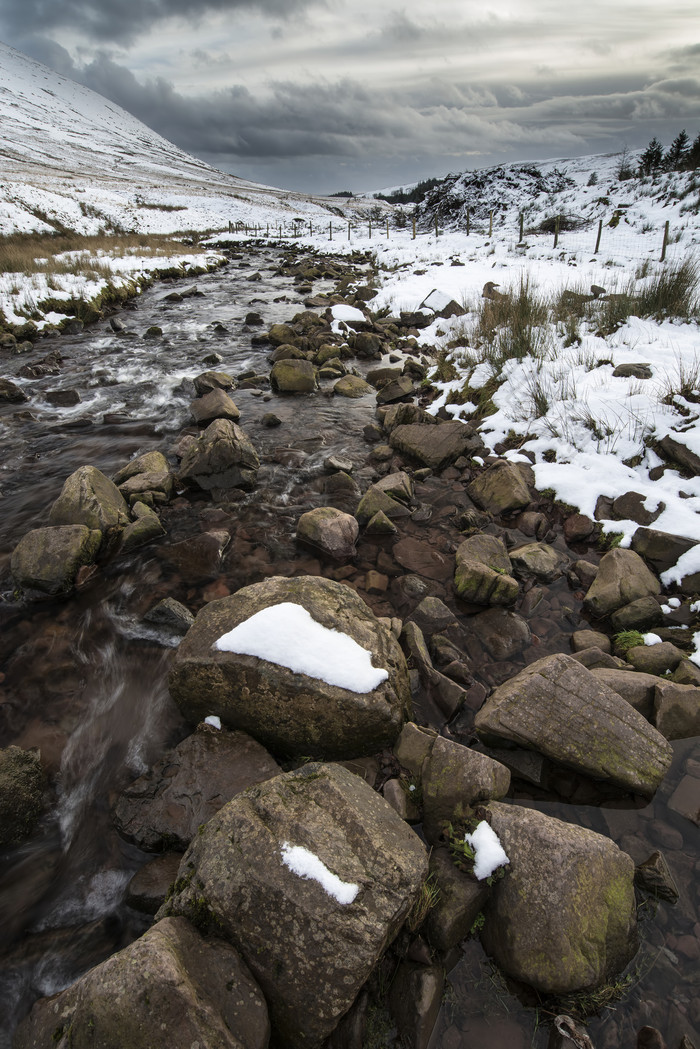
(454, 534, 519, 606)
(389, 421, 481, 469)
(0, 746, 44, 846)
(161, 763, 428, 1049)
(474, 653, 672, 796)
(483, 802, 638, 994)
(509, 542, 568, 583)
(11, 525, 101, 596)
(467, 461, 531, 516)
(14, 916, 270, 1049)
(48, 465, 130, 533)
(422, 736, 510, 843)
(169, 576, 411, 758)
(583, 549, 661, 618)
(333, 374, 372, 398)
(355, 485, 412, 527)
(193, 370, 236, 396)
(178, 419, 259, 491)
(296, 506, 359, 560)
(113, 725, 280, 851)
(270, 359, 317, 393)
(113, 450, 174, 501)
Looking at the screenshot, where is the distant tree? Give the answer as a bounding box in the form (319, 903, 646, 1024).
(664, 129, 690, 171)
(616, 145, 635, 181)
(638, 137, 664, 176)
(587, 171, 598, 186)
(684, 132, 700, 171)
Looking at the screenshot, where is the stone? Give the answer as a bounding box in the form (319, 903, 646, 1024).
(613, 363, 652, 379)
(262, 412, 281, 427)
(119, 514, 165, 553)
(355, 485, 411, 526)
(591, 668, 659, 719)
(564, 513, 596, 542)
(611, 491, 663, 525)
(571, 647, 627, 670)
(169, 576, 411, 759)
(509, 542, 568, 583)
(393, 722, 437, 778)
(45, 388, 81, 407)
(631, 527, 696, 575)
(474, 653, 673, 797)
(48, 465, 130, 534)
(572, 629, 611, 653)
(634, 851, 680, 903)
(113, 451, 174, 501)
(584, 549, 661, 618)
(178, 419, 259, 491)
(267, 322, 297, 346)
(158, 531, 230, 582)
(333, 374, 372, 398)
(113, 725, 280, 852)
(389, 421, 482, 469)
(193, 370, 236, 395)
(373, 470, 414, 503)
(483, 801, 638, 994)
(393, 537, 453, 582)
(376, 375, 415, 404)
(467, 460, 531, 516)
(14, 917, 270, 1049)
(296, 506, 359, 560)
(190, 388, 240, 425)
(469, 608, 531, 660)
(627, 642, 684, 676)
(270, 359, 317, 393)
(0, 378, 28, 402)
(610, 597, 664, 632)
(571, 560, 598, 588)
(422, 736, 511, 843)
(0, 746, 44, 846)
(389, 962, 443, 1049)
(657, 434, 700, 475)
(161, 763, 428, 1049)
(408, 597, 456, 636)
(382, 404, 438, 432)
(365, 510, 398, 534)
(366, 366, 402, 388)
(425, 848, 489, 952)
(654, 680, 700, 739)
(143, 597, 195, 635)
(11, 525, 101, 596)
(454, 534, 519, 606)
(270, 344, 307, 363)
(126, 853, 184, 914)
(666, 776, 700, 825)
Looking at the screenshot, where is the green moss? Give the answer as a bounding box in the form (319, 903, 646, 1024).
(613, 630, 646, 655)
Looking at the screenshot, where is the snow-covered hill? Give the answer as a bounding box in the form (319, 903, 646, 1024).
(0, 42, 368, 236)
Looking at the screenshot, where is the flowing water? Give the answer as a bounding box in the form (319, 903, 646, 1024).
(0, 245, 697, 1048)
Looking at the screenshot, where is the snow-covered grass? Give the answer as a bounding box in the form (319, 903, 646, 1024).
(213, 602, 389, 693)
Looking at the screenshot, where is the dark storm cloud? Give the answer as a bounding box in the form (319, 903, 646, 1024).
(0, 0, 316, 46)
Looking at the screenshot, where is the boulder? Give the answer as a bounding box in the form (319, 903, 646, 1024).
(474, 653, 673, 796)
(389, 421, 481, 469)
(627, 642, 684, 676)
(382, 404, 438, 432)
(509, 542, 568, 583)
(113, 451, 174, 501)
(296, 507, 359, 560)
(389, 962, 443, 1049)
(169, 576, 411, 759)
(0, 746, 44, 846)
(583, 549, 661, 618)
(178, 419, 259, 491)
(161, 763, 428, 1049)
(355, 485, 412, 527)
(333, 375, 372, 398)
(113, 725, 281, 851)
(591, 668, 659, 720)
(631, 527, 696, 575)
(270, 359, 317, 393)
(425, 848, 489, 952)
(393, 537, 453, 582)
(483, 802, 638, 994)
(653, 680, 700, 739)
(14, 916, 270, 1049)
(468, 608, 531, 660)
(467, 461, 531, 516)
(422, 736, 511, 843)
(267, 323, 297, 346)
(119, 514, 165, 553)
(11, 525, 101, 596)
(454, 534, 519, 606)
(373, 470, 414, 503)
(48, 465, 130, 533)
(193, 370, 236, 395)
(190, 388, 240, 425)
(610, 596, 664, 632)
(126, 853, 184, 914)
(143, 597, 195, 635)
(376, 376, 415, 404)
(0, 378, 28, 402)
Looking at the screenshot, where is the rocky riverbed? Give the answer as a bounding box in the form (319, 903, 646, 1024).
(0, 243, 698, 1049)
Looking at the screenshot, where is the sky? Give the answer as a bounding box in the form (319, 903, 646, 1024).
(1, 0, 699, 195)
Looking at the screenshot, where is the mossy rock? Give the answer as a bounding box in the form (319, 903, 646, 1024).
(0, 746, 44, 845)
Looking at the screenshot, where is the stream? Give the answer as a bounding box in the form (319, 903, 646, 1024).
(0, 244, 698, 1049)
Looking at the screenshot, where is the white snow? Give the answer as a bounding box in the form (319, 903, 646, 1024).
(330, 304, 366, 323)
(204, 715, 222, 729)
(280, 842, 359, 905)
(464, 821, 510, 881)
(643, 633, 663, 645)
(212, 602, 389, 693)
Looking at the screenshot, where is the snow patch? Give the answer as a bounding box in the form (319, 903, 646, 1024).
(464, 821, 510, 881)
(280, 842, 359, 905)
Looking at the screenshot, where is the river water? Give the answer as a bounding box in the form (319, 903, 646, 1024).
(0, 245, 697, 1048)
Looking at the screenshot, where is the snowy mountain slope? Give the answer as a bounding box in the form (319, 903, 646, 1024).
(0, 42, 370, 236)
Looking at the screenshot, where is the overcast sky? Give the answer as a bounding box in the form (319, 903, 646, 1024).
(1, 0, 699, 194)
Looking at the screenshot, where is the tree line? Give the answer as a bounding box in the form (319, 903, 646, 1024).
(638, 129, 700, 176)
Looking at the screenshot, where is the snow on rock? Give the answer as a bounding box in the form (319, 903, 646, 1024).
(280, 842, 359, 905)
(330, 304, 366, 324)
(213, 602, 389, 693)
(464, 820, 510, 881)
(204, 716, 222, 729)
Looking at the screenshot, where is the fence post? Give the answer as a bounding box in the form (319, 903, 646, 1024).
(386, 218, 390, 239)
(553, 215, 560, 249)
(466, 208, 470, 236)
(308, 221, 312, 237)
(412, 217, 416, 240)
(348, 221, 351, 241)
(369, 220, 372, 238)
(435, 215, 439, 239)
(594, 220, 603, 254)
(518, 213, 524, 244)
(488, 210, 493, 237)
(660, 220, 670, 262)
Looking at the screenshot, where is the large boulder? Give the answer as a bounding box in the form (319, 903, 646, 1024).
(270, 359, 317, 393)
(11, 525, 101, 596)
(389, 421, 481, 469)
(48, 465, 130, 533)
(178, 419, 259, 491)
(113, 725, 280, 852)
(474, 653, 673, 796)
(454, 534, 519, 606)
(421, 736, 510, 843)
(583, 548, 661, 618)
(14, 916, 270, 1049)
(0, 746, 44, 846)
(169, 576, 411, 758)
(161, 763, 428, 1049)
(296, 506, 359, 560)
(482, 802, 638, 994)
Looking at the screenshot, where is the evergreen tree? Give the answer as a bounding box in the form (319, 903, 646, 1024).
(638, 137, 664, 176)
(664, 129, 690, 171)
(684, 132, 700, 171)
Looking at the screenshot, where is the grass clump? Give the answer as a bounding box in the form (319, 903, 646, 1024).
(613, 629, 646, 654)
(474, 276, 551, 369)
(406, 874, 440, 932)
